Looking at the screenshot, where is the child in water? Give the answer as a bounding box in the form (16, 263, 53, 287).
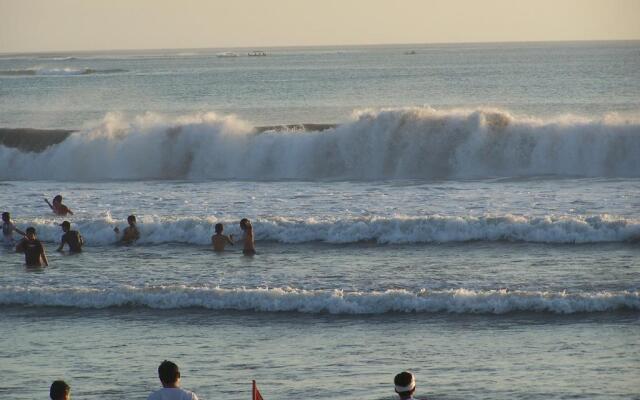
(240, 218, 256, 256)
(45, 195, 74, 216)
(211, 223, 234, 252)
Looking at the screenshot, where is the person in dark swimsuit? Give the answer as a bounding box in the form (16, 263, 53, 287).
(56, 220, 84, 253)
(15, 227, 49, 267)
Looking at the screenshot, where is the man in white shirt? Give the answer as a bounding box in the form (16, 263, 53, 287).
(394, 371, 418, 400)
(147, 360, 199, 400)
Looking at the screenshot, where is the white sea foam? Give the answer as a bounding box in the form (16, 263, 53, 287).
(0, 286, 637, 314)
(17, 214, 640, 245)
(0, 66, 126, 76)
(1, 108, 639, 180)
(37, 56, 77, 61)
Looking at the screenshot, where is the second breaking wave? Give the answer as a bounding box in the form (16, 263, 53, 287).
(16, 214, 640, 245)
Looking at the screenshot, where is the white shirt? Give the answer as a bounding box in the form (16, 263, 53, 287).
(147, 387, 199, 400)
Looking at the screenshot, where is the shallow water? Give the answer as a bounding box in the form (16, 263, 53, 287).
(2, 309, 639, 400)
(1, 179, 639, 399)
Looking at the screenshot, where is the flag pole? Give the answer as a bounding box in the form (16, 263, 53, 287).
(252, 379, 265, 400)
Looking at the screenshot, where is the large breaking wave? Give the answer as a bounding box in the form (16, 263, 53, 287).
(13, 213, 640, 245)
(1, 108, 639, 180)
(0, 286, 637, 314)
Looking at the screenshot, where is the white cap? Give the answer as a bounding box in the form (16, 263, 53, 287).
(395, 372, 415, 392)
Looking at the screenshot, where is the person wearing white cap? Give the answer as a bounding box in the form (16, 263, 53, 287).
(394, 371, 417, 400)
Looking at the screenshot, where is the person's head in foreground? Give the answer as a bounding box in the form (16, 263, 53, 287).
(158, 360, 181, 388)
(394, 371, 416, 400)
(60, 221, 71, 232)
(53, 195, 63, 204)
(127, 215, 137, 226)
(2, 212, 9, 223)
(149, 360, 199, 400)
(25, 226, 37, 239)
(50, 380, 70, 400)
(215, 223, 224, 234)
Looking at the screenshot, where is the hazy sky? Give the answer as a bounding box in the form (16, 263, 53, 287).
(1, 0, 639, 53)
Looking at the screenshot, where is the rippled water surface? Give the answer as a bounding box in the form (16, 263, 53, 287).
(1, 41, 639, 399)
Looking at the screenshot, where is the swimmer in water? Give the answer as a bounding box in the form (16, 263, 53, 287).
(240, 218, 256, 256)
(114, 215, 140, 244)
(56, 220, 84, 253)
(15, 227, 49, 267)
(2, 212, 25, 246)
(211, 223, 234, 252)
(45, 195, 74, 216)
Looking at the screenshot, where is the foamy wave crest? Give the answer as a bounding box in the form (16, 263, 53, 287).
(0, 286, 637, 314)
(1, 108, 639, 180)
(37, 56, 77, 61)
(0, 67, 126, 76)
(19, 214, 640, 245)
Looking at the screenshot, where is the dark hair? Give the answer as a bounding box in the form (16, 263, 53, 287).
(50, 380, 70, 400)
(215, 223, 223, 234)
(127, 215, 136, 223)
(53, 195, 63, 203)
(158, 360, 180, 385)
(1, 212, 9, 222)
(61, 221, 71, 229)
(394, 371, 416, 398)
(240, 218, 251, 230)
(26, 227, 36, 235)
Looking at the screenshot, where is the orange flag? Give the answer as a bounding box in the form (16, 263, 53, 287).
(252, 380, 264, 400)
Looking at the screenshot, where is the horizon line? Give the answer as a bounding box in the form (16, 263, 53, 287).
(1, 38, 639, 56)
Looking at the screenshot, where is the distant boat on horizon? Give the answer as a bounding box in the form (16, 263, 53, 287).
(248, 50, 267, 57)
(404, 50, 417, 55)
(216, 52, 239, 58)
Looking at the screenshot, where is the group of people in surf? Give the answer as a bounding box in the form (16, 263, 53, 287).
(3, 194, 256, 268)
(48, 362, 419, 400)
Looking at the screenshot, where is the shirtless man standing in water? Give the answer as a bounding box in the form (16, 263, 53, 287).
(212, 223, 234, 252)
(114, 215, 140, 244)
(240, 218, 256, 255)
(15, 227, 49, 267)
(56, 220, 84, 253)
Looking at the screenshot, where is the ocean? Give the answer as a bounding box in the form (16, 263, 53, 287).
(0, 41, 639, 399)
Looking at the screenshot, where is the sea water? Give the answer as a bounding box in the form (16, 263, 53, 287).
(0, 42, 639, 399)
